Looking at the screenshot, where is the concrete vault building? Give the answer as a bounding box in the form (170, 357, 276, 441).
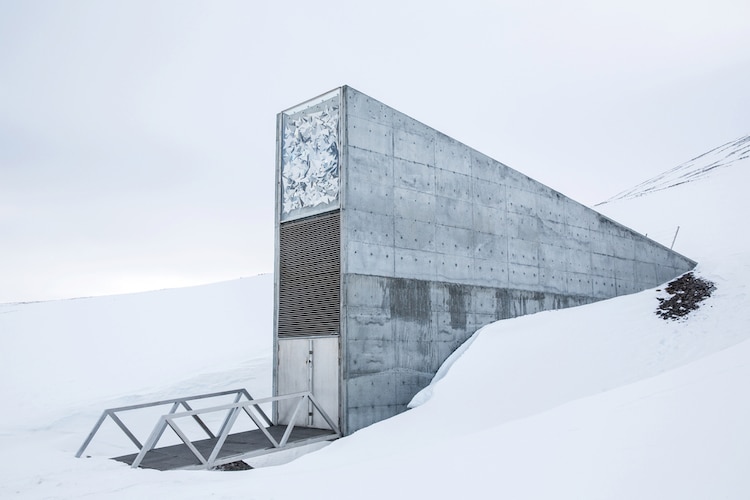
(273, 86, 695, 436)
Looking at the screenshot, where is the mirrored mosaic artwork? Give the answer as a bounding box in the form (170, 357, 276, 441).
(281, 102, 339, 217)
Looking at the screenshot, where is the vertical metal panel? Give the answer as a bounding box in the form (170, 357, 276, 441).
(277, 338, 311, 427)
(273, 110, 284, 423)
(310, 337, 340, 429)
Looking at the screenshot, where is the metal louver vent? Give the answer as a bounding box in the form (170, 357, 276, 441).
(278, 210, 341, 337)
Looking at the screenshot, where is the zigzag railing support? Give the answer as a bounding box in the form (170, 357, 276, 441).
(77, 390, 340, 470)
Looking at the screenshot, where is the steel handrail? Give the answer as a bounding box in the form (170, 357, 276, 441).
(77, 390, 340, 470)
(75, 388, 265, 458)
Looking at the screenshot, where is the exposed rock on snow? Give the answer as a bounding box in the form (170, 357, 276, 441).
(656, 272, 715, 320)
(213, 461, 253, 471)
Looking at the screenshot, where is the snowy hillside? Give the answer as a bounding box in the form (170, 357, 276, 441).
(1, 138, 750, 499)
(0, 276, 274, 429)
(603, 134, 750, 203)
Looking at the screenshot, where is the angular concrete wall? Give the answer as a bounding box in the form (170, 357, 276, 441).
(338, 86, 695, 434)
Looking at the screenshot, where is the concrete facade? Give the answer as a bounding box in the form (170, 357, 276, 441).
(274, 86, 696, 435)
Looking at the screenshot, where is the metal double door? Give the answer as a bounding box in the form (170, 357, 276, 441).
(277, 336, 339, 429)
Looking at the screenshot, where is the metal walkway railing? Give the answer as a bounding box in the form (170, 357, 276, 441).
(76, 388, 340, 470)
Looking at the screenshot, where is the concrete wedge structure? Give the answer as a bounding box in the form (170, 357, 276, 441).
(273, 86, 696, 435)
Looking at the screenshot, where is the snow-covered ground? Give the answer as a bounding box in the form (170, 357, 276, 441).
(603, 134, 750, 204)
(1, 138, 749, 499)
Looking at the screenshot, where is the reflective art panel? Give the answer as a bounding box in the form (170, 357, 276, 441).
(281, 93, 340, 219)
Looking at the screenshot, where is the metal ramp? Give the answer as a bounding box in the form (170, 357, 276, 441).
(76, 388, 340, 470)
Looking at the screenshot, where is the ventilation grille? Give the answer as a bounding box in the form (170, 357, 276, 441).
(278, 211, 341, 337)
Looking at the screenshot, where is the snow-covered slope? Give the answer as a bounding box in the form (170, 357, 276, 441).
(596, 135, 749, 279)
(0, 276, 274, 429)
(603, 134, 750, 203)
(1, 138, 749, 499)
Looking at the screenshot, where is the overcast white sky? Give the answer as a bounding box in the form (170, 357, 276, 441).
(1, 0, 748, 303)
